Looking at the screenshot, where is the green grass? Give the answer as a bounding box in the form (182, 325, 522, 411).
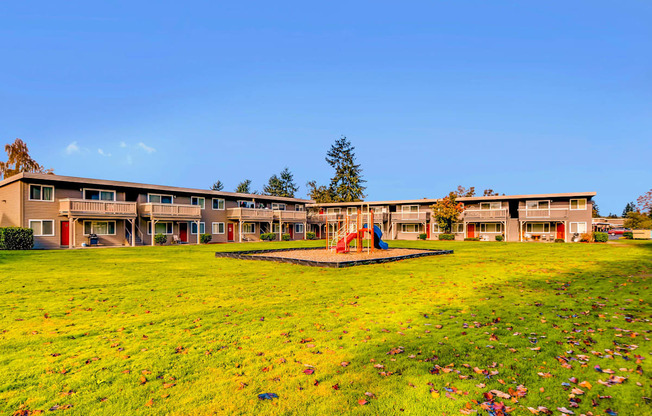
(1, 240, 651, 415)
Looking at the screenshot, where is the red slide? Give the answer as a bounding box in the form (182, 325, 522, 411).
(336, 232, 358, 253)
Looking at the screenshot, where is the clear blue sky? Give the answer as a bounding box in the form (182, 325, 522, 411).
(1, 1, 650, 215)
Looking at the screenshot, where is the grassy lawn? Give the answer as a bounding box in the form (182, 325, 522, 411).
(1, 240, 651, 415)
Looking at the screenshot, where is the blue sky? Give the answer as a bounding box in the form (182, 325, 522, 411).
(0, 1, 650, 215)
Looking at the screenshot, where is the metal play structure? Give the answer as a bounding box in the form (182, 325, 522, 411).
(327, 208, 389, 253)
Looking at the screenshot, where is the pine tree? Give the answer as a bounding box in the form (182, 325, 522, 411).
(210, 180, 224, 191)
(306, 181, 335, 203)
(263, 175, 283, 196)
(622, 202, 636, 217)
(263, 168, 298, 198)
(235, 179, 252, 194)
(325, 136, 366, 202)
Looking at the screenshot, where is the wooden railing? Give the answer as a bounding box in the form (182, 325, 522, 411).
(59, 199, 137, 217)
(274, 210, 307, 221)
(141, 203, 201, 218)
(390, 212, 428, 222)
(519, 208, 569, 219)
(226, 208, 274, 221)
(307, 212, 388, 223)
(463, 209, 508, 219)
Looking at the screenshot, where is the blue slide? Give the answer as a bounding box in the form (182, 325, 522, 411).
(364, 224, 389, 250)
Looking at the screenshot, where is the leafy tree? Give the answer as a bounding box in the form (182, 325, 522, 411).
(306, 180, 335, 203)
(482, 189, 501, 196)
(264, 167, 298, 198)
(624, 211, 652, 230)
(637, 189, 652, 215)
(235, 179, 252, 194)
(454, 186, 476, 197)
(0, 138, 53, 179)
(430, 192, 464, 234)
(622, 202, 636, 217)
(210, 180, 224, 191)
(325, 136, 366, 202)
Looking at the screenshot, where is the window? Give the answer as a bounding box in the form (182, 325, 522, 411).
(242, 223, 256, 234)
(569, 222, 587, 234)
(479, 223, 503, 233)
(295, 205, 304, 211)
(29, 220, 54, 236)
(371, 206, 386, 213)
(295, 223, 304, 233)
(83, 189, 116, 201)
(453, 223, 464, 233)
(401, 205, 419, 212)
(272, 203, 286, 210)
(148, 194, 173, 204)
(84, 221, 116, 235)
(191, 222, 206, 234)
(327, 208, 341, 214)
(570, 199, 587, 210)
(191, 197, 205, 209)
(401, 224, 421, 233)
(212, 222, 225, 234)
(29, 185, 54, 201)
(148, 222, 173, 235)
(347, 207, 358, 215)
(212, 198, 225, 210)
(238, 200, 254, 208)
(432, 223, 440, 233)
(526, 200, 550, 210)
(272, 223, 280, 233)
(480, 201, 501, 210)
(525, 223, 550, 233)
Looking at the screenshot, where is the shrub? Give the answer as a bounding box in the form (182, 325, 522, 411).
(154, 233, 168, 245)
(282, 233, 291, 241)
(554, 238, 565, 243)
(306, 232, 316, 240)
(418, 233, 427, 240)
(260, 232, 277, 241)
(593, 232, 608, 243)
(579, 233, 593, 243)
(464, 237, 480, 241)
(495, 235, 504, 241)
(438, 234, 455, 240)
(200, 233, 212, 244)
(623, 231, 633, 240)
(0, 227, 34, 250)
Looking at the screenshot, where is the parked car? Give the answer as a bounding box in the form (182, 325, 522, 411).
(608, 227, 631, 236)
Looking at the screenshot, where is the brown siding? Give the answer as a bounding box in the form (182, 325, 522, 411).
(0, 181, 21, 227)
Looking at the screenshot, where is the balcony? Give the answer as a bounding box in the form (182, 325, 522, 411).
(308, 212, 388, 224)
(226, 208, 274, 221)
(390, 212, 428, 222)
(462, 208, 508, 220)
(273, 210, 307, 222)
(519, 208, 569, 219)
(59, 198, 137, 218)
(141, 203, 201, 219)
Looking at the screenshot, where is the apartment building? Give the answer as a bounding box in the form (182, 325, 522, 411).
(307, 192, 595, 242)
(0, 173, 310, 249)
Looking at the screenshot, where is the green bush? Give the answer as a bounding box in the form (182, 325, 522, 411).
(495, 235, 504, 241)
(282, 233, 291, 241)
(306, 232, 316, 240)
(554, 238, 565, 243)
(593, 232, 608, 243)
(0, 227, 34, 250)
(438, 234, 455, 240)
(418, 233, 427, 240)
(464, 237, 480, 241)
(623, 231, 633, 239)
(154, 233, 167, 245)
(260, 232, 277, 241)
(200, 233, 212, 244)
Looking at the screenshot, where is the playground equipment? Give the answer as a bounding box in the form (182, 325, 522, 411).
(327, 208, 388, 254)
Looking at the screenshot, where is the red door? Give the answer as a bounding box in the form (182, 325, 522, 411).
(289, 224, 294, 239)
(556, 223, 565, 240)
(467, 224, 475, 238)
(227, 223, 235, 241)
(61, 221, 69, 246)
(179, 223, 188, 242)
(426, 223, 431, 239)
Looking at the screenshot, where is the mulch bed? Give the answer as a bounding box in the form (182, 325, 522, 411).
(214, 247, 453, 268)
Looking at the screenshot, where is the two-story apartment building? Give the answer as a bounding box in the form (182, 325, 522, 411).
(0, 173, 310, 249)
(307, 192, 595, 243)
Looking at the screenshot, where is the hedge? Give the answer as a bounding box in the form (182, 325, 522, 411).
(464, 237, 480, 241)
(623, 231, 633, 240)
(200, 233, 212, 244)
(306, 232, 316, 240)
(0, 227, 34, 250)
(593, 232, 608, 243)
(438, 234, 455, 240)
(418, 233, 427, 240)
(260, 233, 277, 241)
(495, 235, 504, 241)
(282, 233, 291, 241)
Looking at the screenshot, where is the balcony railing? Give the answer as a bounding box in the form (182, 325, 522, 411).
(274, 210, 307, 222)
(462, 209, 508, 219)
(59, 198, 137, 217)
(308, 212, 388, 223)
(141, 203, 202, 219)
(519, 208, 569, 219)
(390, 212, 428, 222)
(226, 208, 274, 221)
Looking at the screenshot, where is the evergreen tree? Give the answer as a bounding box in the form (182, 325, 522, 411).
(263, 168, 298, 198)
(210, 180, 224, 191)
(306, 181, 335, 203)
(325, 136, 366, 202)
(592, 201, 600, 218)
(235, 179, 252, 194)
(263, 175, 283, 196)
(622, 202, 636, 217)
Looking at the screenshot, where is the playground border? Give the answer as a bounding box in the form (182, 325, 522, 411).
(214, 247, 453, 268)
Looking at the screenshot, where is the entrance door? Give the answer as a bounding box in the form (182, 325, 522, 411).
(61, 221, 69, 246)
(227, 223, 235, 241)
(289, 224, 294, 239)
(556, 223, 565, 240)
(426, 223, 431, 239)
(467, 224, 476, 238)
(179, 223, 188, 242)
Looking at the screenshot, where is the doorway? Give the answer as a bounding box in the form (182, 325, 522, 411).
(227, 223, 235, 242)
(61, 221, 69, 246)
(179, 223, 188, 243)
(467, 223, 476, 238)
(556, 223, 565, 241)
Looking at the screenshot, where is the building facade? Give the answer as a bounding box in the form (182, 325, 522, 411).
(0, 173, 310, 249)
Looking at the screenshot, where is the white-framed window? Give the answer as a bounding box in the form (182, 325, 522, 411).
(525, 223, 550, 233)
(479, 223, 503, 233)
(191, 197, 205, 209)
(526, 200, 550, 210)
(401, 224, 421, 233)
(272, 203, 286, 210)
(148, 194, 173, 204)
(238, 200, 254, 209)
(326, 208, 341, 214)
(84, 221, 116, 235)
(29, 185, 54, 201)
(569, 222, 587, 234)
(295, 205, 304, 211)
(401, 205, 419, 212)
(480, 201, 501, 210)
(191, 222, 206, 234)
(28, 219, 55, 236)
(272, 223, 280, 233)
(83, 189, 116, 201)
(212, 222, 225, 234)
(432, 223, 441, 233)
(453, 223, 464, 233)
(371, 206, 387, 213)
(242, 223, 256, 234)
(148, 221, 173, 235)
(347, 207, 358, 215)
(570, 199, 587, 210)
(295, 223, 304, 233)
(212, 198, 225, 210)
